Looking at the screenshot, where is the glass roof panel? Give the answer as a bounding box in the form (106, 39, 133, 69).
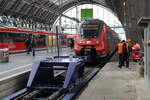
(54, 4, 126, 40)
(49, 0, 69, 5)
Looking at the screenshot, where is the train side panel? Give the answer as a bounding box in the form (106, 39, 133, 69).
(0, 28, 68, 53)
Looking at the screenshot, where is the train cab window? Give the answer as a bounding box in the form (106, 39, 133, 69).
(80, 25, 100, 39)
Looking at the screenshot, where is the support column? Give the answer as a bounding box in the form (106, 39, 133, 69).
(138, 17, 150, 88)
(144, 24, 150, 81)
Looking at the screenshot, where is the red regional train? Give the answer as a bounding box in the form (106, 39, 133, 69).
(0, 27, 68, 53)
(74, 19, 119, 60)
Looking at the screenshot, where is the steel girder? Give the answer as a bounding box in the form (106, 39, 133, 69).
(51, 0, 115, 26)
(111, 0, 150, 44)
(0, 0, 148, 42)
(0, 0, 116, 26)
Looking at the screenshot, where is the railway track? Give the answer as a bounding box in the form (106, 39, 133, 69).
(4, 55, 113, 100)
(10, 66, 106, 100)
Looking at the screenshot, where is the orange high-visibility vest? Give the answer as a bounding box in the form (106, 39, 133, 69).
(126, 43, 129, 52)
(118, 43, 123, 54)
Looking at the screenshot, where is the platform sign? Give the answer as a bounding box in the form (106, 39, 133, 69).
(81, 9, 93, 21)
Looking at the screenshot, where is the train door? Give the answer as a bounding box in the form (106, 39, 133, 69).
(48, 35, 53, 47)
(35, 34, 47, 48)
(45, 34, 49, 49)
(60, 35, 67, 47)
(0, 32, 9, 49)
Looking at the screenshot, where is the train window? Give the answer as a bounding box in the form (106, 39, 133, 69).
(107, 31, 115, 45)
(8, 32, 26, 42)
(79, 24, 103, 39)
(0, 32, 4, 43)
(58, 35, 67, 46)
(80, 27, 99, 39)
(36, 34, 46, 46)
(0, 32, 9, 43)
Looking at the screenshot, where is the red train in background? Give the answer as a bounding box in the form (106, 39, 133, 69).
(74, 19, 119, 60)
(0, 27, 68, 53)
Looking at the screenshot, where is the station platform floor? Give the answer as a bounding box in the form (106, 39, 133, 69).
(0, 48, 73, 81)
(78, 62, 150, 100)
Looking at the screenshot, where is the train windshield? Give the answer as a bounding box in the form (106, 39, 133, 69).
(80, 25, 100, 39)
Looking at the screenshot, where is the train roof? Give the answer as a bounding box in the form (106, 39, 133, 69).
(0, 27, 69, 36)
(81, 19, 104, 25)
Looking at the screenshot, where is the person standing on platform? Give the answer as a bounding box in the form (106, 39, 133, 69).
(70, 38, 74, 49)
(116, 40, 125, 68)
(25, 37, 31, 54)
(31, 36, 37, 56)
(127, 39, 132, 47)
(122, 40, 130, 68)
(127, 39, 132, 56)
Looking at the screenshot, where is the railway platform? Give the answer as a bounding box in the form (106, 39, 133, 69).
(78, 62, 150, 100)
(0, 48, 73, 81)
(0, 48, 75, 99)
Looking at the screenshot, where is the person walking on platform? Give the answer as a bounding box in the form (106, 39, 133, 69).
(31, 37, 37, 56)
(25, 37, 31, 54)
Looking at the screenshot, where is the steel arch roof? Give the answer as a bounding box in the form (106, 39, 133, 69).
(0, 0, 149, 43)
(0, 0, 115, 24)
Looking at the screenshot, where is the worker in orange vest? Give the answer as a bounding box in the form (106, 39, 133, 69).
(122, 41, 130, 68)
(117, 40, 126, 68)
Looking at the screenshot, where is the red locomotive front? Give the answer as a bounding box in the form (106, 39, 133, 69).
(74, 19, 119, 60)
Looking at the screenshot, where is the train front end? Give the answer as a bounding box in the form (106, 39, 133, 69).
(74, 19, 106, 60)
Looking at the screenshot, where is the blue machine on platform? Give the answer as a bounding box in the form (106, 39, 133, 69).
(27, 56, 86, 90)
(3, 56, 99, 100)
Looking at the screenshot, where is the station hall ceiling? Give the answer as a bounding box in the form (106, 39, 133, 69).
(0, 0, 149, 41)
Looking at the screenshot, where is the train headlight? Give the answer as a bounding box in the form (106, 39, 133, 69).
(86, 41, 91, 44)
(79, 41, 82, 43)
(96, 41, 99, 44)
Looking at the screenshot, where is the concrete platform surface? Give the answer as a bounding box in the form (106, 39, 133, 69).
(78, 62, 150, 100)
(0, 48, 73, 80)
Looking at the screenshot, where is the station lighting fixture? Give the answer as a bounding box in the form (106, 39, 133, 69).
(123, 2, 126, 6)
